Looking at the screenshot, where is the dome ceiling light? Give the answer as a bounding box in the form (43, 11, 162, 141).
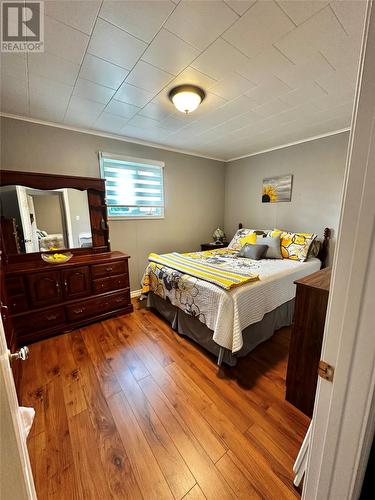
(168, 85, 206, 114)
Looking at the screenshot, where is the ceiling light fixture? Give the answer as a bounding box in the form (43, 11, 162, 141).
(168, 85, 206, 114)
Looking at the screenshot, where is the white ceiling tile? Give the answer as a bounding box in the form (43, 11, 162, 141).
(120, 123, 169, 141)
(165, 0, 238, 50)
(279, 81, 328, 107)
(0, 53, 27, 81)
(191, 37, 250, 80)
(320, 34, 362, 80)
(105, 99, 140, 119)
(79, 54, 129, 89)
(114, 82, 154, 107)
(88, 18, 147, 70)
(245, 76, 291, 105)
(94, 112, 129, 133)
(29, 79, 70, 122)
(127, 115, 162, 129)
(275, 51, 335, 88)
(276, 1, 329, 25)
(73, 78, 115, 104)
(170, 66, 218, 90)
(65, 96, 105, 127)
(100, 0, 175, 43)
(29, 74, 73, 104)
(138, 101, 172, 121)
(253, 98, 292, 118)
(222, 0, 295, 58)
(125, 60, 174, 93)
(1, 83, 29, 115)
(224, 0, 256, 16)
(44, 15, 89, 65)
(45, 0, 101, 35)
(141, 29, 199, 75)
(330, 1, 366, 38)
(314, 71, 354, 97)
(209, 72, 255, 100)
(28, 52, 80, 86)
(237, 46, 294, 84)
(275, 6, 347, 64)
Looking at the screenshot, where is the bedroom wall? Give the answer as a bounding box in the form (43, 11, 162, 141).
(224, 132, 349, 264)
(0, 117, 226, 290)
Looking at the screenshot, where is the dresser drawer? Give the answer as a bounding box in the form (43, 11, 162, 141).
(9, 295, 29, 314)
(6, 276, 25, 296)
(93, 274, 128, 294)
(13, 307, 65, 335)
(66, 289, 130, 322)
(91, 260, 127, 279)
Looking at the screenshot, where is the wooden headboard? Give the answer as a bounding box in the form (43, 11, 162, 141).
(237, 223, 331, 269)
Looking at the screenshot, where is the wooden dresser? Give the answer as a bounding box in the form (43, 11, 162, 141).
(5, 251, 132, 345)
(286, 267, 331, 417)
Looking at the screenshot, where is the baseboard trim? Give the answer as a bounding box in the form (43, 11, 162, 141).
(131, 289, 142, 299)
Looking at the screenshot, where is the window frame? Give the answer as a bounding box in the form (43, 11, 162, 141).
(99, 152, 165, 221)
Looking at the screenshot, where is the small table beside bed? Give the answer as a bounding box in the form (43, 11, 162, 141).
(141, 224, 331, 366)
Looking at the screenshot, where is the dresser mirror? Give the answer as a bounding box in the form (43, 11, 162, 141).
(0, 185, 92, 254)
(0, 170, 110, 263)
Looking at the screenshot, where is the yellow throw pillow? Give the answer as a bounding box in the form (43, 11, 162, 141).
(239, 232, 257, 247)
(270, 229, 317, 261)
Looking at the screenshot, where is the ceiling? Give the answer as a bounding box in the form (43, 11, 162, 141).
(0, 0, 366, 161)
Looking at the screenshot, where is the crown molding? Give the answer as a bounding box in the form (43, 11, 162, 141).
(0, 112, 226, 163)
(0, 113, 350, 164)
(226, 128, 351, 162)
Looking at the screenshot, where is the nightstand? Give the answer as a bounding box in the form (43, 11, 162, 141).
(201, 242, 228, 251)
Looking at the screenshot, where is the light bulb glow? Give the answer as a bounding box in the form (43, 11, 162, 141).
(168, 85, 206, 114)
(172, 91, 202, 114)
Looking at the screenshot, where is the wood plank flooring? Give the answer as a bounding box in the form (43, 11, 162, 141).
(19, 299, 310, 499)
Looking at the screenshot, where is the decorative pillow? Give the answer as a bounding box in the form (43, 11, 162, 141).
(238, 244, 268, 260)
(228, 229, 270, 250)
(239, 232, 257, 247)
(256, 235, 282, 259)
(270, 229, 317, 261)
(307, 239, 321, 258)
(228, 229, 255, 250)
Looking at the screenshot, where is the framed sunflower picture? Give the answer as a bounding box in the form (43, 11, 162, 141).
(262, 174, 293, 203)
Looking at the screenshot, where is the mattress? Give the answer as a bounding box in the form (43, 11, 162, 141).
(142, 252, 321, 353)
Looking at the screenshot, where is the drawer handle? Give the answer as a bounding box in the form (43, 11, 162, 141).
(115, 298, 124, 303)
(55, 282, 60, 289)
(46, 314, 57, 321)
(106, 267, 113, 272)
(73, 307, 85, 314)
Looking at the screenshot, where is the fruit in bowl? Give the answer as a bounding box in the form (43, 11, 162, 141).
(41, 252, 73, 264)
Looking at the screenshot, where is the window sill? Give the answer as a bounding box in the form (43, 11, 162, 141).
(108, 216, 165, 221)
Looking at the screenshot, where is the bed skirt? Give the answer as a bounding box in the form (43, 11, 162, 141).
(146, 292, 295, 366)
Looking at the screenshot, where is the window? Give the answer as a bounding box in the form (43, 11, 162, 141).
(99, 152, 165, 219)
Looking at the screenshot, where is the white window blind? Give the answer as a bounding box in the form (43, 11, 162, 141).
(99, 152, 165, 219)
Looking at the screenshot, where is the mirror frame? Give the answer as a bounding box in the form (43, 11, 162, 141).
(0, 170, 110, 263)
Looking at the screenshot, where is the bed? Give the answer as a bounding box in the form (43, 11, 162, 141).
(142, 225, 330, 366)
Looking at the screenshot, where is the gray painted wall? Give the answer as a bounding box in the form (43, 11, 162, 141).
(0, 117, 225, 290)
(225, 132, 349, 263)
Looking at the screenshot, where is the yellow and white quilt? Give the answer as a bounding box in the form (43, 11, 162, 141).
(141, 248, 321, 353)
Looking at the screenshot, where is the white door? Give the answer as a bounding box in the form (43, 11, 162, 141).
(16, 186, 36, 253)
(0, 317, 37, 500)
(304, 1, 375, 498)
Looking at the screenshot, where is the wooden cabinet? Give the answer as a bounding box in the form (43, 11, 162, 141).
(28, 270, 62, 307)
(4, 251, 133, 345)
(286, 267, 331, 417)
(62, 266, 91, 299)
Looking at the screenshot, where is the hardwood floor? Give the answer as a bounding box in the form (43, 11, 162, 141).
(19, 299, 310, 499)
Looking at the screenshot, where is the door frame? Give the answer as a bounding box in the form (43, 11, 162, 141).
(303, 1, 375, 498)
(0, 315, 37, 499)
